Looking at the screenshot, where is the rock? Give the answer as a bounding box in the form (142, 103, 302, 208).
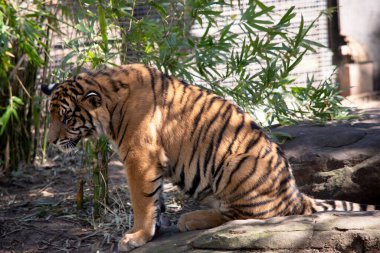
(278, 108, 380, 204)
(192, 216, 314, 250)
(132, 212, 380, 252)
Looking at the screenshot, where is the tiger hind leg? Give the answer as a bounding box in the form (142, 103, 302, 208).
(177, 209, 228, 232)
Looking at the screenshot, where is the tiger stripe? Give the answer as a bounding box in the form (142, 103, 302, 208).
(147, 66, 157, 109)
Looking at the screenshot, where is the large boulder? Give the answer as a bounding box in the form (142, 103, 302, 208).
(278, 108, 380, 204)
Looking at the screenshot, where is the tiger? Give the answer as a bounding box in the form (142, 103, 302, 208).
(41, 64, 380, 252)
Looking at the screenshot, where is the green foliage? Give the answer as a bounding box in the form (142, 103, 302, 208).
(59, 0, 348, 126)
(0, 96, 23, 136)
(287, 75, 352, 124)
(0, 0, 56, 174)
(0, 1, 45, 79)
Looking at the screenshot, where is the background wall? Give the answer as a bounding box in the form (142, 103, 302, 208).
(339, 0, 380, 91)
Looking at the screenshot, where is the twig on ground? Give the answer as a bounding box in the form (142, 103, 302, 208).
(0, 227, 23, 238)
(79, 231, 100, 241)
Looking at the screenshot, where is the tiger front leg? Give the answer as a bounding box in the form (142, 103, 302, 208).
(118, 153, 163, 252)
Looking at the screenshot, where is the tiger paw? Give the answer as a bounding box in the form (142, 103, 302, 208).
(118, 230, 152, 252)
(177, 211, 206, 232)
(177, 210, 227, 232)
(177, 213, 195, 232)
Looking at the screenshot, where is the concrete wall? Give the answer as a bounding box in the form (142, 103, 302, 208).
(339, 0, 380, 91)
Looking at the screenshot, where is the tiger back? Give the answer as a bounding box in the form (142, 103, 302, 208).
(42, 64, 380, 252)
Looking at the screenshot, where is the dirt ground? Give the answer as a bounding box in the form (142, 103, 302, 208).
(0, 150, 194, 253)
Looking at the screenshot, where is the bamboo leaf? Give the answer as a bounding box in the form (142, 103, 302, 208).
(149, 1, 168, 17)
(97, 0, 108, 53)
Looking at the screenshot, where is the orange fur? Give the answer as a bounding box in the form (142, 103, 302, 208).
(42, 64, 379, 252)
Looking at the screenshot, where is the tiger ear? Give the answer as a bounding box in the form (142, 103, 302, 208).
(41, 83, 60, 95)
(82, 91, 101, 108)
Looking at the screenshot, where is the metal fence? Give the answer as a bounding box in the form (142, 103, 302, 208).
(189, 0, 334, 85)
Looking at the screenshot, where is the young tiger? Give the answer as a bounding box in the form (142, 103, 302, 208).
(42, 64, 379, 252)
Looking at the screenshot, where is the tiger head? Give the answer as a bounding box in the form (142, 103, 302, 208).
(41, 77, 104, 153)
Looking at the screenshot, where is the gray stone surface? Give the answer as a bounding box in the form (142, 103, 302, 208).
(278, 108, 380, 204)
(132, 212, 380, 252)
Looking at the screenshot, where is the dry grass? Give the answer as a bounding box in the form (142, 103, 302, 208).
(0, 144, 206, 252)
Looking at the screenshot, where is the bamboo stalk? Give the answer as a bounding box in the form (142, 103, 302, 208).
(93, 162, 101, 218)
(76, 179, 85, 210)
(92, 136, 109, 218)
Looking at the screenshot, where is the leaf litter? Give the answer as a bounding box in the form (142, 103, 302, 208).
(0, 151, 194, 252)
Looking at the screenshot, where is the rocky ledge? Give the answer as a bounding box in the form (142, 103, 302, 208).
(133, 211, 380, 252)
